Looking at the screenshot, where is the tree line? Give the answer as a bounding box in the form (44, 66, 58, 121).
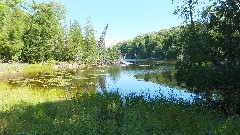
(116, 27, 182, 60)
(117, 0, 240, 113)
(0, 0, 120, 65)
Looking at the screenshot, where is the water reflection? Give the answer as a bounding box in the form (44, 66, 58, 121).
(98, 75, 107, 94)
(134, 70, 177, 88)
(107, 65, 121, 83)
(5, 60, 196, 101)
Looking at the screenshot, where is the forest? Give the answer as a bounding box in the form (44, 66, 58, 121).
(117, 27, 181, 59)
(0, 0, 120, 65)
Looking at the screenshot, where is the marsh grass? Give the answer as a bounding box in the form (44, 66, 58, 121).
(0, 63, 56, 82)
(0, 82, 240, 134)
(0, 63, 55, 75)
(23, 64, 55, 74)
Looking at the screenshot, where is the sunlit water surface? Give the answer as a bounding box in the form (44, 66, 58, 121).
(6, 60, 197, 101)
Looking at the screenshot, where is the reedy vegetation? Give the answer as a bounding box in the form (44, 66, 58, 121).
(0, 82, 240, 134)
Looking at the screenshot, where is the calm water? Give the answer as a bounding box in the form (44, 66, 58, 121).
(7, 59, 196, 101)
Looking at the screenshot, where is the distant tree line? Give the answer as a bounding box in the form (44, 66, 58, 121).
(0, 0, 120, 65)
(117, 27, 182, 60)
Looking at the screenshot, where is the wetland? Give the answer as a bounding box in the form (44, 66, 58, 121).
(3, 60, 192, 101)
(0, 61, 240, 134)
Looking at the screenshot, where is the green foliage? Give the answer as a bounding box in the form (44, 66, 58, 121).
(21, 1, 66, 63)
(0, 1, 119, 64)
(66, 20, 83, 62)
(96, 24, 109, 64)
(0, 0, 27, 61)
(81, 16, 97, 65)
(107, 45, 121, 63)
(175, 0, 240, 110)
(0, 1, 9, 29)
(118, 27, 182, 59)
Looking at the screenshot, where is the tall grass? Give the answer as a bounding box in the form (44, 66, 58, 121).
(0, 63, 56, 82)
(0, 81, 240, 134)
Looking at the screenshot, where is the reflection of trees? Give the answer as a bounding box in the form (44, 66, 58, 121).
(74, 69, 98, 92)
(135, 70, 177, 87)
(161, 71, 174, 83)
(107, 65, 121, 83)
(98, 75, 107, 94)
(144, 75, 149, 81)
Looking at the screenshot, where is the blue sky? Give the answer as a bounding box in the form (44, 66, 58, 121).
(36, 0, 182, 43)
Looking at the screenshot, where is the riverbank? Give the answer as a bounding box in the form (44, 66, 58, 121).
(0, 63, 54, 81)
(0, 61, 116, 73)
(0, 81, 240, 134)
(0, 62, 87, 78)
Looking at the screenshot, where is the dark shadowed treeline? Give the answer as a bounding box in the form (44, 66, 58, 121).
(173, 0, 240, 113)
(0, 0, 120, 64)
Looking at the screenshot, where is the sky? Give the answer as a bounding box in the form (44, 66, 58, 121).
(36, 0, 183, 46)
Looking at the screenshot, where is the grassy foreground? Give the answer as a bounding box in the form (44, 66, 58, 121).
(1, 82, 240, 134)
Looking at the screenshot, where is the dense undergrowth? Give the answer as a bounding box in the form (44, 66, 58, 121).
(0, 81, 240, 134)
